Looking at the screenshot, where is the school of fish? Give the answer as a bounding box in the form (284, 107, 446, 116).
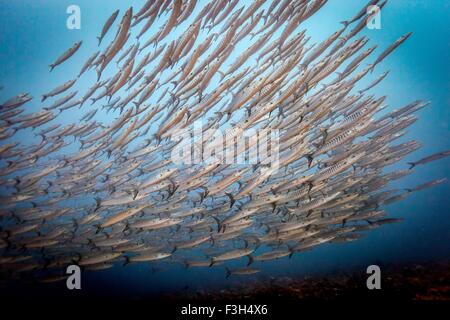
(1, 0, 449, 283)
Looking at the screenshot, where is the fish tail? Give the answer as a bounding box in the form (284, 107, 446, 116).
(4, 238, 12, 250)
(225, 267, 231, 279)
(247, 255, 254, 267)
(254, 237, 261, 250)
(305, 154, 314, 168)
(72, 218, 79, 231)
(49, 64, 55, 72)
(93, 223, 102, 234)
(277, 41, 283, 51)
(225, 192, 235, 208)
(211, 216, 222, 233)
(41, 95, 47, 102)
(97, 36, 102, 46)
(218, 70, 226, 82)
(209, 258, 215, 267)
(132, 101, 140, 108)
(95, 68, 102, 81)
(340, 20, 349, 27)
(407, 162, 415, 170)
(94, 197, 101, 211)
(123, 255, 130, 266)
(288, 246, 294, 258)
(0, 225, 9, 237)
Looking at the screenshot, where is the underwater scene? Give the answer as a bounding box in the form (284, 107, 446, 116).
(0, 0, 449, 314)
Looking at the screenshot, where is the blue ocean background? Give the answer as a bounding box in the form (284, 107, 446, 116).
(0, 0, 449, 297)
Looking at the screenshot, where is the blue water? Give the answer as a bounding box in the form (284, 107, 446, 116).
(0, 0, 449, 297)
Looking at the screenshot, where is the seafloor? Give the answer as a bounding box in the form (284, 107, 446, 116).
(164, 261, 450, 301)
(1, 261, 449, 303)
